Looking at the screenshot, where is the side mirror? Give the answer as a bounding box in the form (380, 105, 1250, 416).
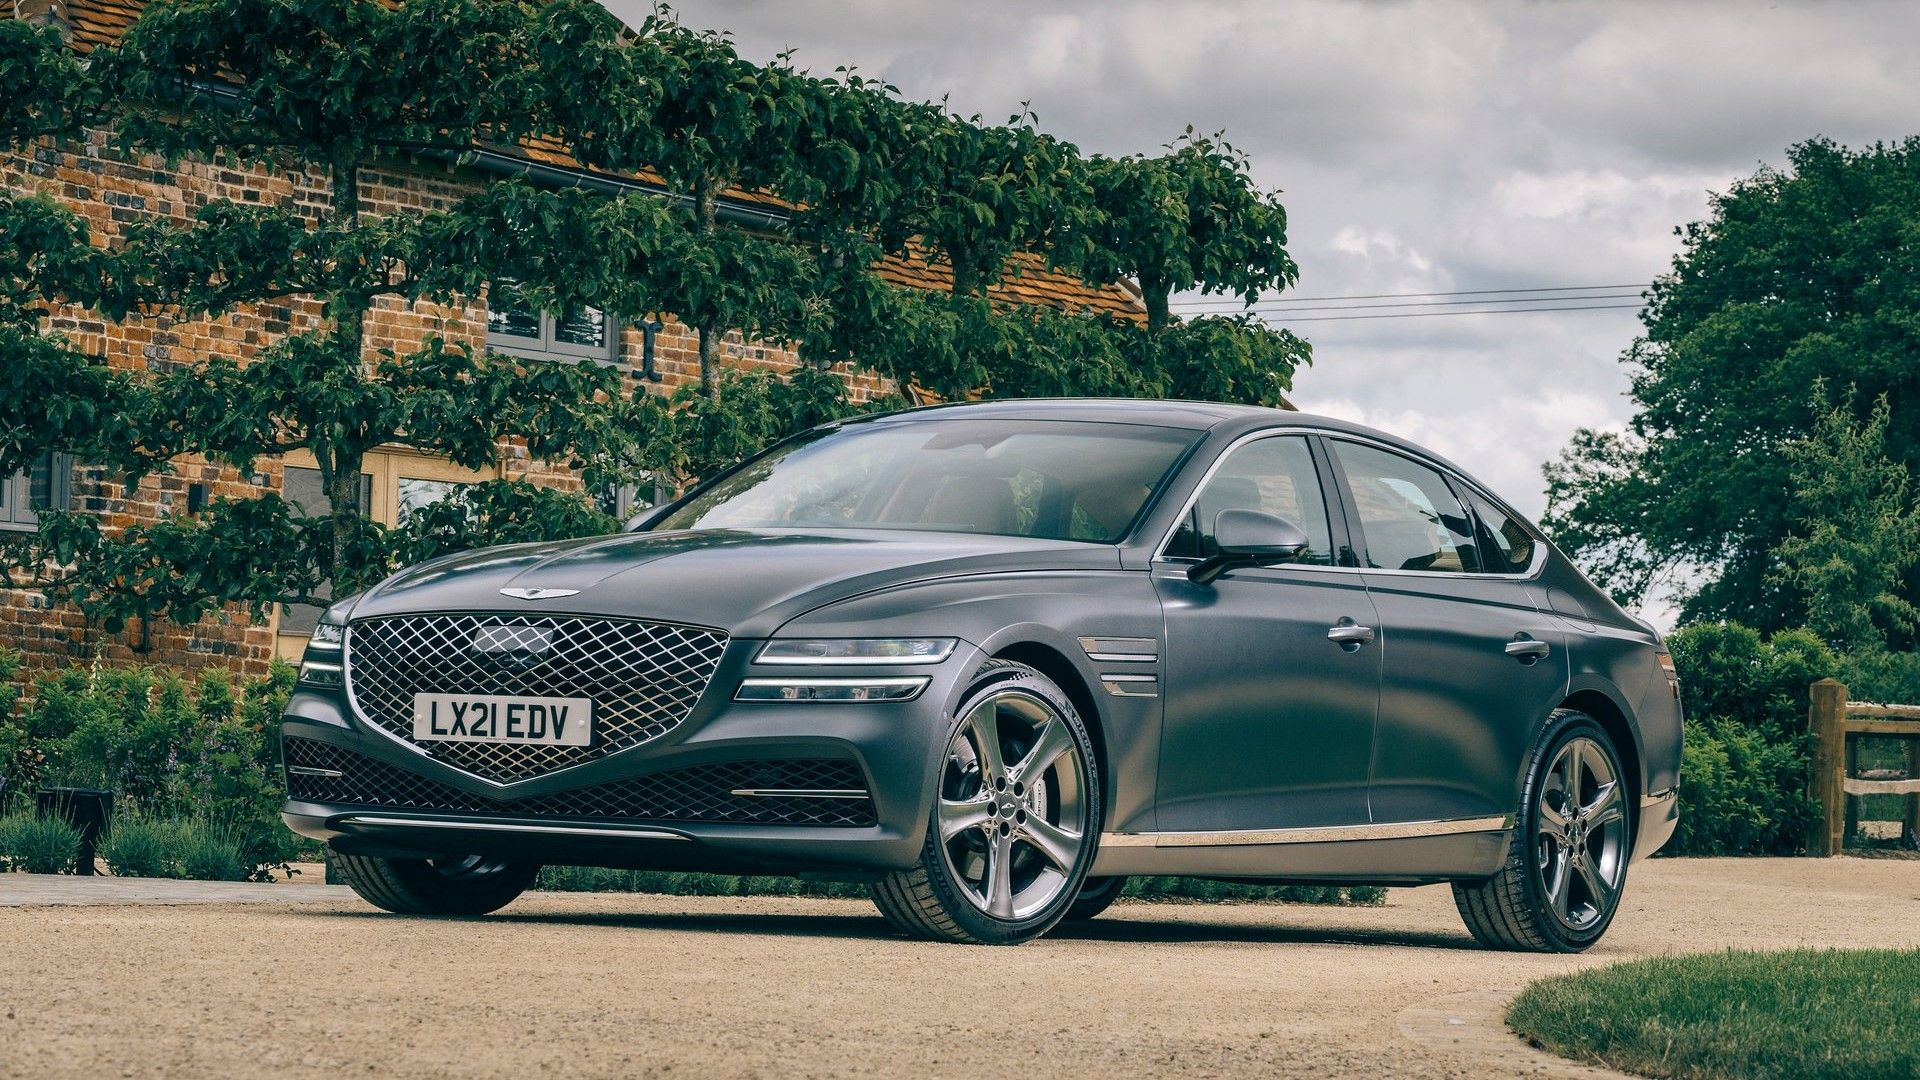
(1188, 509, 1310, 585)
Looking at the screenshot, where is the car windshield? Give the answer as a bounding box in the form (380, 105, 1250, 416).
(651, 418, 1199, 543)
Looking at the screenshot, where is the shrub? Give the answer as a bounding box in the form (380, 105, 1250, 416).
(0, 648, 37, 810)
(1664, 622, 1837, 855)
(1837, 646, 1920, 705)
(177, 818, 250, 882)
(3, 658, 301, 878)
(1670, 723, 1814, 856)
(101, 812, 187, 879)
(0, 810, 83, 874)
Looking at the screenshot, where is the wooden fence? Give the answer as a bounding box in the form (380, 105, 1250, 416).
(1808, 678, 1920, 856)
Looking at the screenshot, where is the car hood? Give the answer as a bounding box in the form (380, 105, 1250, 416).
(345, 528, 1121, 638)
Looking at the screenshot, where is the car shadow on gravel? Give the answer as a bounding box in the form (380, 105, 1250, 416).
(300, 907, 1481, 951)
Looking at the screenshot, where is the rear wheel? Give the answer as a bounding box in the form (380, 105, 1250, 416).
(1452, 709, 1630, 953)
(1064, 876, 1128, 921)
(328, 848, 539, 916)
(871, 661, 1101, 945)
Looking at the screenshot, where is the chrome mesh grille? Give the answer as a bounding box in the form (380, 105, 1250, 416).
(344, 613, 728, 783)
(283, 737, 876, 828)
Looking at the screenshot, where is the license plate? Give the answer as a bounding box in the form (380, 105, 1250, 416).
(412, 694, 592, 747)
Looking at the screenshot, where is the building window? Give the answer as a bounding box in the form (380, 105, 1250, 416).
(594, 474, 670, 524)
(485, 279, 620, 365)
(0, 453, 71, 532)
(275, 450, 497, 651)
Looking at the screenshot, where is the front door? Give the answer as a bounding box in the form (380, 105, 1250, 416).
(1153, 435, 1380, 833)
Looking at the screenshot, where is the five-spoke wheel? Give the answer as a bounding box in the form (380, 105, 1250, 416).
(1534, 735, 1628, 931)
(1452, 709, 1631, 952)
(871, 660, 1101, 944)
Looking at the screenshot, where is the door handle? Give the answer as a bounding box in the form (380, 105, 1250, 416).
(1505, 638, 1551, 660)
(1326, 623, 1376, 649)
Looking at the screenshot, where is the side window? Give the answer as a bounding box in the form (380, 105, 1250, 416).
(280, 465, 374, 636)
(0, 453, 70, 533)
(1165, 436, 1334, 565)
(1330, 441, 1479, 573)
(1463, 488, 1537, 574)
(485, 279, 620, 366)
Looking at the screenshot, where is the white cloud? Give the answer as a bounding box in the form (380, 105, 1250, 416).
(605, 0, 1919, 622)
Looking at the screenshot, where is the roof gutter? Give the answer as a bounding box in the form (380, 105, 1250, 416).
(421, 145, 791, 233)
(177, 77, 792, 232)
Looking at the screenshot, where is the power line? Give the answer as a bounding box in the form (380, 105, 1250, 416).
(1221, 292, 1646, 315)
(1263, 302, 1645, 324)
(1172, 282, 1651, 309)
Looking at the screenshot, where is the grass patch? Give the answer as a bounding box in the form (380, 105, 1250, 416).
(533, 867, 1385, 906)
(1509, 949, 1920, 1080)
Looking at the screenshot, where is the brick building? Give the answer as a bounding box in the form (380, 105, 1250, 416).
(2, 0, 1147, 677)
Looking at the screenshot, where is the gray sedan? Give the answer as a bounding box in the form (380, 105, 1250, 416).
(282, 399, 1681, 949)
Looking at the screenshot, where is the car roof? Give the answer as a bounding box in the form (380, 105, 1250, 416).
(859, 397, 1394, 444)
(853, 398, 1508, 506)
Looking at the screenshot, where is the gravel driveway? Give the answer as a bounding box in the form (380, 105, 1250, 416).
(2, 857, 1915, 1078)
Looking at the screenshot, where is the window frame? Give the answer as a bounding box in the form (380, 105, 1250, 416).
(1452, 478, 1548, 578)
(484, 280, 622, 367)
(0, 453, 71, 533)
(273, 447, 502, 659)
(1319, 434, 1546, 580)
(1152, 430, 1351, 571)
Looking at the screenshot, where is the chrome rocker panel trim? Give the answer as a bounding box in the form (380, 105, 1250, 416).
(1101, 813, 1513, 848)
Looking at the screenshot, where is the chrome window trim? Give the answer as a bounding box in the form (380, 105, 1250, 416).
(1101, 813, 1513, 848)
(1151, 428, 1342, 572)
(1319, 433, 1548, 580)
(1151, 427, 1546, 581)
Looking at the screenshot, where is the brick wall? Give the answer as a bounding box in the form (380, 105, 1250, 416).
(3, 129, 893, 677)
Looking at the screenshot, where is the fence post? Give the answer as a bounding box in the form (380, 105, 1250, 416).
(1907, 737, 1920, 849)
(1808, 678, 1848, 857)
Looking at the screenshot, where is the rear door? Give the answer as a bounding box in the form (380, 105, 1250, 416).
(1153, 434, 1381, 832)
(1323, 438, 1568, 826)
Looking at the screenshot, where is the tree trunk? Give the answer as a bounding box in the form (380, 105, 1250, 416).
(326, 162, 370, 587)
(1141, 272, 1171, 337)
(693, 176, 721, 400)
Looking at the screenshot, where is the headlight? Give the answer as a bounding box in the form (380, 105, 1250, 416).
(297, 658, 343, 688)
(299, 623, 346, 686)
(755, 638, 956, 665)
(735, 676, 930, 703)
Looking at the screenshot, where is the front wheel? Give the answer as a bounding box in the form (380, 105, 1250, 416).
(1063, 876, 1128, 921)
(871, 661, 1102, 945)
(328, 849, 539, 916)
(1452, 709, 1631, 953)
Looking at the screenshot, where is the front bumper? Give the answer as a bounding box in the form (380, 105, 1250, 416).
(280, 637, 980, 875)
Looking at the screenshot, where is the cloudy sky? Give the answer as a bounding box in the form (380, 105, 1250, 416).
(607, 2, 1918, 531)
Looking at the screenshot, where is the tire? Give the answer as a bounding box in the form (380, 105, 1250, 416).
(1063, 876, 1128, 922)
(871, 660, 1102, 945)
(327, 848, 539, 916)
(1452, 709, 1632, 953)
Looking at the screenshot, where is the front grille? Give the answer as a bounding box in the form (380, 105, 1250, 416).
(283, 736, 876, 828)
(344, 613, 728, 783)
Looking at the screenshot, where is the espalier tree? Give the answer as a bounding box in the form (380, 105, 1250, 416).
(0, 0, 1310, 643)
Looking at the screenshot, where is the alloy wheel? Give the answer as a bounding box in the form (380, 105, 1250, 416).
(937, 688, 1092, 921)
(1534, 735, 1628, 931)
